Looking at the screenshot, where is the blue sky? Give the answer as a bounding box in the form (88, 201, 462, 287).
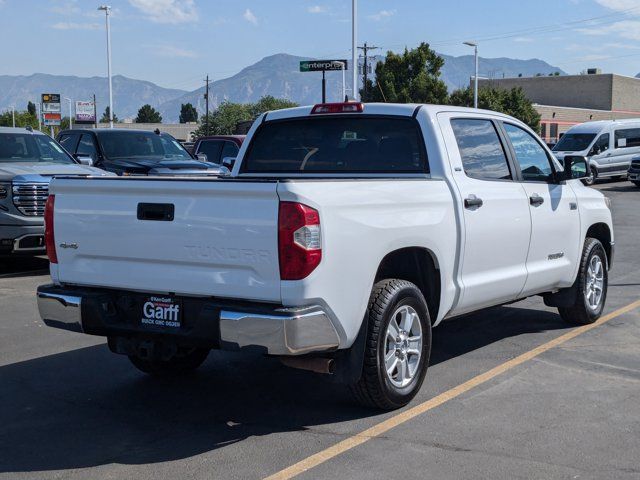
(2, 0, 640, 90)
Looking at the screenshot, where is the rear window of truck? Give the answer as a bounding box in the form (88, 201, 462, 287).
(241, 116, 428, 174)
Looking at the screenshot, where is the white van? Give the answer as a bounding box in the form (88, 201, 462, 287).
(552, 119, 640, 185)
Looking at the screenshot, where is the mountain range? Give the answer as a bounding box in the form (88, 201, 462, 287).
(0, 53, 566, 123)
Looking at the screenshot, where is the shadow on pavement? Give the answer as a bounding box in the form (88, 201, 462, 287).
(596, 183, 638, 193)
(0, 256, 49, 278)
(0, 304, 569, 473)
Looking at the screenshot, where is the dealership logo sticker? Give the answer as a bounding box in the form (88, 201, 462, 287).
(141, 296, 181, 328)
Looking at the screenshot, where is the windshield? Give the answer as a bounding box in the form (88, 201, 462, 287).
(242, 116, 428, 173)
(97, 131, 193, 161)
(552, 133, 597, 152)
(0, 133, 74, 164)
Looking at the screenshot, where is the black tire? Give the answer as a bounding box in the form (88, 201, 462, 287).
(128, 348, 209, 376)
(351, 279, 432, 410)
(558, 238, 608, 325)
(582, 166, 597, 186)
(632, 181, 640, 188)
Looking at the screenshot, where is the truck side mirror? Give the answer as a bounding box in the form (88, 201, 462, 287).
(74, 154, 94, 166)
(222, 156, 236, 169)
(196, 153, 208, 162)
(562, 156, 589, 180)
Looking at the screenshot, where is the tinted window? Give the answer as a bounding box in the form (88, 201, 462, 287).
(614, 128, 640, 148)
(96, 131, 192, 160)
(77, 134, 98, 161)
(197, 140, 224, 163)
(451, 119, 511, 180)
(593, 133, 609, 154)
(0, 133, 73, 164)
(221, 141, 240, 160)
(504, 123, 553, 182)
(242, 117, 428, 173)
(58, 133, 80, 152)
(552, 133, 596, 152)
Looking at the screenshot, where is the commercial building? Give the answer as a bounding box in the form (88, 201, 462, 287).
(478, 73, 640, 143)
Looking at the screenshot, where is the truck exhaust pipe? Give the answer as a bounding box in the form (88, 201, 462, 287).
(280, 357, 335, 374)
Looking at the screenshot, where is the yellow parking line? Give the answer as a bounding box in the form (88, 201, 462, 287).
(264, 299, 640, 480)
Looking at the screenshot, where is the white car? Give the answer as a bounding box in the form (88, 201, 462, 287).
(552, 118, 640, 185)
(38, 103, 614, 410)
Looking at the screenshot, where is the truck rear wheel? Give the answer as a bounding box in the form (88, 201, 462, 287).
(351, 279, 432, 410)
(558, 238, 608, 325)
(128, 348, 210, 376)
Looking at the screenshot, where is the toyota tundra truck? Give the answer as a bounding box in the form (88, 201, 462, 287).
(37, 103, 614, 410)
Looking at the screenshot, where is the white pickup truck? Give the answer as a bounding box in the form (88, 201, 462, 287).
(38, 103, 614, 410)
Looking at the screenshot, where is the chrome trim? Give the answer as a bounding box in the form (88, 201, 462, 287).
(13, 233, 45, 252)
(219, 306, 340, 355)
(12, 182, 49, 216)
(37, 288, 83, 331)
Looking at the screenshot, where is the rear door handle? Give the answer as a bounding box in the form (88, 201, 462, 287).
(530, 194, 544, 207)
(464, 196, 483, 209)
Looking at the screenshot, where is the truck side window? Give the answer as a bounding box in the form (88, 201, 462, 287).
(503, 123, 554, 182)
(221, 141, 239, 160)
(59, 133, 80, 153)
(451, 119, 512, 180)
(77, 134, 98, 162)
(197, 140, 224, 164)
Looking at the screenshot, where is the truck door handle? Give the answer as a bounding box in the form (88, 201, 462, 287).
(137, 203, 175, 221)
(464, 196, 483, 209)
(529, 194, 544, 207)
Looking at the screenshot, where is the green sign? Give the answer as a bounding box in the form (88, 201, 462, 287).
(300, 60, 348, 72)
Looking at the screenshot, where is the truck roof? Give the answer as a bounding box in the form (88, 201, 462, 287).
(264, 102, 517, 122)
(565, 118, 640, 134)
(0, 126, 45, 135)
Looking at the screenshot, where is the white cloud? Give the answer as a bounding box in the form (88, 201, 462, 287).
(50, 1, 81, 15)
(243, 8, 258, 25)
(307, 5, 327, 14)
(594, 0, 640, 12)
(128, 0, 198, 24)
(514, 36, 534, 43)
(368, 9, 396, 21)
(52, 21, 100, 30)
(576, 19, 640, 40)
(151, 44, 198, 58)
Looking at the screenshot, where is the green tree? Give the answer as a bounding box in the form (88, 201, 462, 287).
(193, 96, 298, 137)
(360, 42, 448, 104)
(135, 104, 162, 123)
(0, 110, 39, 129)
(449, 86, 541, 130)
(100, 106, 118, 123)
(179, 103, 198, 123)
(27, 101, 36, 116)
(249, 95, 297, 117)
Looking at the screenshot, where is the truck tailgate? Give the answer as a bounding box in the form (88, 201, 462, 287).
(51, 178, 281, 302)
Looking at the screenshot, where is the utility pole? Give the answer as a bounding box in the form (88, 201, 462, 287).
(93, 94, 97, 128)
(352, 0, 358, 101)
(204, 75, 210, 135)
(358, 42, 379, 101)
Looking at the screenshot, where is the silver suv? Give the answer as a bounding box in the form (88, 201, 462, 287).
(0, 127, 110, 256)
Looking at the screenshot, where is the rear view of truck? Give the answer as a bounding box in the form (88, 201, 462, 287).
(39, 102, 454, 409)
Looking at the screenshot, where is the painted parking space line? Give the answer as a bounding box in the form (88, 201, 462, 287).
(264, 299, 640, 480)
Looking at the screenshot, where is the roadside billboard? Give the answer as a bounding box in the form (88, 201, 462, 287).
(41, 93, 61, 126)
(75, 100, 95, 123)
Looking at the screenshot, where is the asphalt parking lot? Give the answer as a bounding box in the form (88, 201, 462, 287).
(1, 180, 639, 480)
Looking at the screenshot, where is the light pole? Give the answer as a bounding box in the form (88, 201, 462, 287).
(64, 97, 73, 129)
(98, 5, 113, 128)
(333, 61, 346, 101)
(351, 0, 358, 101)
(463, 41, 478, 109)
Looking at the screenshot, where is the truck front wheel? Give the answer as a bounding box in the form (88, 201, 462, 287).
(558, 238, 608, 325)
(128, 348, 210, 376)
(351, 279, 432, 410)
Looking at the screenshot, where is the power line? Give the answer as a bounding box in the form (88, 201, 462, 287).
(358, 42, 379, 99)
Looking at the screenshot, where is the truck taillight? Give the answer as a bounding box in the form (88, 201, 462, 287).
(311, 102, 364, 114)
(45, 195, 57, 264)
(278, 202, 321, 280)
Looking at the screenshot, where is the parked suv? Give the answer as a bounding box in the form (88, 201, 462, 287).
(192, 135, 245, 169)
(0, 127, 109, 256)
(57, 128, 226, 176)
